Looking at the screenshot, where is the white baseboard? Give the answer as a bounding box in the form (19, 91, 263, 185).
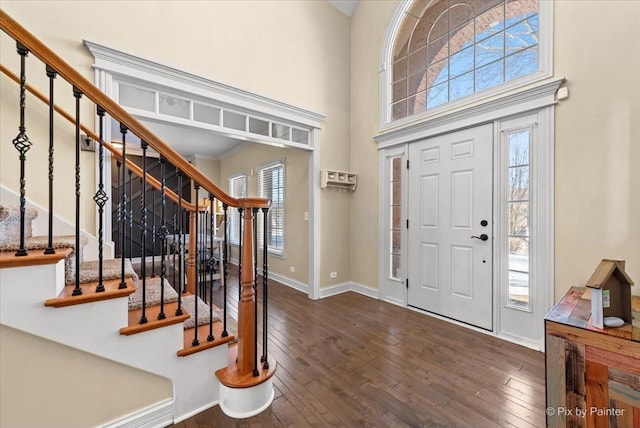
(319, 282, 351, 298)
(350, 282, 380, 299)
(319, 282, 379, 299)
(497, 330, 543, 352)
(383, 296, 405, 307)
(173, 400, 218, 424)
(227, 262, 308, 295)
(267, 271, 308, 294)
(103, 399, 175, 428)
(227, 262, 379, 301)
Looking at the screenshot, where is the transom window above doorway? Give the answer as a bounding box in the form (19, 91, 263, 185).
(117, 81, 311, 146)
(387, 0, 547, 124)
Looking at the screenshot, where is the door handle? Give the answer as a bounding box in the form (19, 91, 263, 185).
(471, 234, 489, 241)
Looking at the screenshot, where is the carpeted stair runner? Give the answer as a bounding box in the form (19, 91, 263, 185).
(181, 294, 221, 330)
(128, 276, 219, 330)
(0, 205, 38, 245)
(128, 276, 178, 310)
(79, 258, 138, 287)
(0, 205, 88, 283)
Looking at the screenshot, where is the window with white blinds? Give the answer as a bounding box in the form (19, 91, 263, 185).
(228, 174, 247, 245)
(258, 161, 285, 255)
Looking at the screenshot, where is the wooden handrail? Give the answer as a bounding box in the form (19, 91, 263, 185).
(0, 63, 198, 212)
(0, 9, 268, 210)
(1, 10, 271, 379)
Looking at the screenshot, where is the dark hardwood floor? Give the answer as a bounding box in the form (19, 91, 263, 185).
(174, 272, 546, 427)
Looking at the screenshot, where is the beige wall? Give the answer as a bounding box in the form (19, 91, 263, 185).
(553, 1, 640, 299)
(350, 0, 398, 290)
(0, 0, 351, 288)
(220, 144, 310, 284)
(349, 0, 640, 299)
(191, 156, 220, 185)
(0, 325, 172, 428)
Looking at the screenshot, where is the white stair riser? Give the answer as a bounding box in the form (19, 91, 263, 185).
(0, 260, 66, 313)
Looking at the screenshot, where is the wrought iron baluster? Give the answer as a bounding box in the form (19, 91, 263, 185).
(151, 188, 156, 277)
(115, 160, 121, 251)
(253, 207, 259, 377)
(261, 207, 269, 368)
(192, 184, 201, 346)
(71, 87, 83, 295)
(222, 204, 229, 337)
(94, 106, 108, 293)
(128, 169, 133, 261)
(208, 194, 215, 342)
(139, 141, 149, 324)
(201, 209, 207, 299)
(238, 207, 243, 301)
(118, 124, 128, 289)
(172, 210, 177, 291)
(175, 171, 184, 316)
(181, 202, 187, 294)
(13, 42, 31, 257)
(44, 65, 57, 255)
(158, 157, 168, 320)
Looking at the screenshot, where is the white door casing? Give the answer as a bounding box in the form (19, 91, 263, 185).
(376, 80, 560, 350)
(408, 124, 494, 330)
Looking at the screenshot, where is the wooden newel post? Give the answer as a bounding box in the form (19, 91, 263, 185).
(237, 207, 257, 375)
(187, 210, 197, 295)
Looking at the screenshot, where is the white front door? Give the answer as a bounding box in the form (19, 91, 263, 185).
(408, 124, 493, 330)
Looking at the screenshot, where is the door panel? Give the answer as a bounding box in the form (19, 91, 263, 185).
(408, 124, 493, 330)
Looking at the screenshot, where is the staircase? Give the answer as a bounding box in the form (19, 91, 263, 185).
(0, 9, 275, 427)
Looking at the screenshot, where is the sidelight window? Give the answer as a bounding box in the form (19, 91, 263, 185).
(390, 156, 403, 280)
(506, 128, 530, 308)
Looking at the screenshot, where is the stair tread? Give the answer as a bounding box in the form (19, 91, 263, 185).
(44, 277, 135, 308)
(0, 247, 73, 269)
(215, 344, 277, 388)
(0, 234, 88, 252)
(178, 320, 234, 357)
(121, 301, 191, 335)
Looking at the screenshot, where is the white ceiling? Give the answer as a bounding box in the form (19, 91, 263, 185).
(111, 116, 246, 159)
(141, 119, 243, 159)
(329, 0, 360, 18)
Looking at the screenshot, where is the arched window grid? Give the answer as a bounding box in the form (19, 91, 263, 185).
(389, 0, 543, 123)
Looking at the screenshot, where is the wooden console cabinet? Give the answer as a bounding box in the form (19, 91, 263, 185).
(545, 287, 640, 427)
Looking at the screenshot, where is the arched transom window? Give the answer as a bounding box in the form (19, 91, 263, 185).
(391, 0, 540, 122)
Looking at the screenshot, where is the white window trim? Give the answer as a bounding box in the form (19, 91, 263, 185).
(258, 160, 286, 257)
(494, 109, 554, 350)
(378, 0, 554, 130)
(228, 173, 247, 246)
(378, 145, 408, 307)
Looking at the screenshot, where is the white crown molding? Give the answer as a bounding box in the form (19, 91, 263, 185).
(83, 40, 325, 129)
